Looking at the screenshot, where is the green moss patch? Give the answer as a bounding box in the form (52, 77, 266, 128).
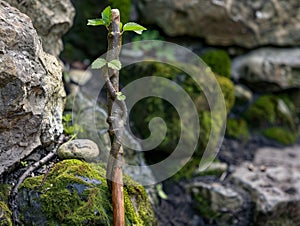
(263, 127, 298, 145)
(18, 159, 156, 226)
(216, 75, 235, 112)
(0, 201, 12, 226)
(201, 50, 231, 78)
(244, 94, 298, 144)
(226, 118, 249, 141)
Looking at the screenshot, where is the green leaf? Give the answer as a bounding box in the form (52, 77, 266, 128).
(91, 58, 107, 69)
(123, 22, 147, 34)
(120, 22, 123, 31)
(62, 114, 72, 122)
(156, 184, 168, 200)
(102, 6, 112, 26)
(87, 19, 106, 26)
(116, 92, 126, 101)
(107, 59, 122, 70)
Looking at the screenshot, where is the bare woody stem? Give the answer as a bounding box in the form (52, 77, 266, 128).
(104, 9, 125, 226)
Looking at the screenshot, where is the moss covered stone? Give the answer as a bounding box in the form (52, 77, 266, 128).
(201, 50, 231, 78)
(17, 159, 156, 226)
(0, 184, 12, 226)
(216, 75, 235, 112)
(263, 127, 298, 145)
(226, 118, 249, 141)
(0, 201, 12, 226)
(244, 94, 298, 144)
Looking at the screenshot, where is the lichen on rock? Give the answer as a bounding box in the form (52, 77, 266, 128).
(16, 159, 157, 225)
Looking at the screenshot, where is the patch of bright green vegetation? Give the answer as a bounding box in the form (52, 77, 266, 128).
(0, 201, 12, 226)
(216, 75, 235, 112)
(244, 95, 278, 128)
(62, 113, 83, 137)
(244, 95, 296, 129)
(226, 118, 249, 141)
(0, 184, 12, 226)
(263, 127, 298, 145)
(0, 184, 11, 203)
(19, 159, 156, 226)
(201, 49, 231, 78)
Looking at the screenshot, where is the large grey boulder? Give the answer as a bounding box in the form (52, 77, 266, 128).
(5, 0, 75, 57)
(231, 146, 300, 225)
(0, 1, 65, 174)
(138, 0, 300, 48)
(232, 48, 300, 92)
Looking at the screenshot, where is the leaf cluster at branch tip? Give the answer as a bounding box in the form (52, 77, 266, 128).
(87, 6, 147, 34)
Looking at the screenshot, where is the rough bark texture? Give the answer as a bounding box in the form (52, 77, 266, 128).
(104, 9, 125, 226)
(0, 1, 65, 175)
(138, 0, 300, 48)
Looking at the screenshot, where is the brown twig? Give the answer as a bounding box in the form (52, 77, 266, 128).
(9, 134, 65, 225)
(104, 9, 126, 226)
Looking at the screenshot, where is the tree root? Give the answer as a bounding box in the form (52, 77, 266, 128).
(9, 134, 65, 225)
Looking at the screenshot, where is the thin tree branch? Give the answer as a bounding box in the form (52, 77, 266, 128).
(104, 8, 125, 226)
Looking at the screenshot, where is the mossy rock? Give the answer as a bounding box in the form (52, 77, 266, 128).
(17, 159, 157, 226)
(0, 184, 11, 203)
(225, 118, 249, 141)
(0, 184, 12, 226)
(244, 95, 295, 128)
(216, 75, 235, 112)
(0, 201, 12, 226)
(263, 127, 298, 145)
(201, 50, 231, 78)
(244, 94, 298, 144)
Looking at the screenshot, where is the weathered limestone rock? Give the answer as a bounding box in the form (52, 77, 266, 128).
(5, 0, 75, 57)
(232, 48, 300, 92)
(231, 146, 300, 225)
(57, 139, 99, 162)
(0, 1, 65, 174)
(190, 181, 244, 225)
(138, 0, 300, 48)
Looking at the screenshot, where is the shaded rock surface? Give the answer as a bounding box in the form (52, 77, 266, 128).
(57, 139, 99, 162)
(190, 181, 244, 226)
(138, 0, 300, 48)
(231, 146, 300, 225)
(232, 48, 300, 92)
(5, 0, 75, 57)
(0, 1, 65, 175)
